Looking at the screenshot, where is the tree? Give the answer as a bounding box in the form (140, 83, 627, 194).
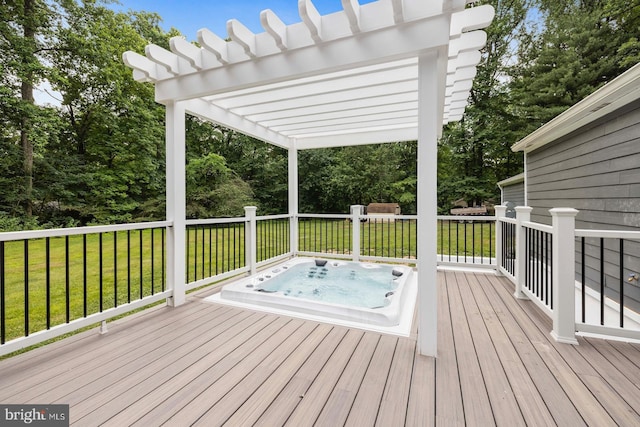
(47, 1, 169, 223)
(185, 153, 255, 218)
(437, 0, 531, 211)
(0, 0, 56, 217)
(510, 0, 639, 129)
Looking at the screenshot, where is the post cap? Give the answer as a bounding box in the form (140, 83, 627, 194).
(549, 207, 578, 217)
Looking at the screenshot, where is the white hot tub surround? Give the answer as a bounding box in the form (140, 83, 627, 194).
(207, 258, 416, 332)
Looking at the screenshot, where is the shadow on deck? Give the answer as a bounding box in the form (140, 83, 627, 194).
(1, 270, 639, 426)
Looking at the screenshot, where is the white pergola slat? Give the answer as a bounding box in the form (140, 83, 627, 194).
(123, 0, 494, 357)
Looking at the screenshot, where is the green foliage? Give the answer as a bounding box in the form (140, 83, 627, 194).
(437, 0, 530, 211)
(298, 142, 417, 214)
(510, 0, 639, 128)
(186, 153, 255, 218)
(1, 0, 638, 229)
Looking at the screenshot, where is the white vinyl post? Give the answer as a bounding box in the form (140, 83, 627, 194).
(494, 205, 507, 275)
(417, 52, 440, 357)
(288, 143, 298, 256)
(550, 208, 579, 345)
(245, 206, 258, 276)
(350, 205, 361, 262)
(514, 206, 532, 299)
(165, 101, 186, 307)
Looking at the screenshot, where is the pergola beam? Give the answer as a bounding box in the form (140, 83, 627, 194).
(295, 125, 418, 149)
(237, 81, 417, 116)
(154, 15, 450, 102)
(184, 99, 292, 149)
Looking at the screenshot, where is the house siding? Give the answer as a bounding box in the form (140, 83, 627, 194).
(526, 100, 640, 311)
(502, 181, 525, 217)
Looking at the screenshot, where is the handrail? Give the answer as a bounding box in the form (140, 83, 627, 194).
(185, 217, 245, 226)
(362, 214, 418, 220)
(522, 221, 553, 233)
(256, 213, 291, 221)
(576, 229, 640, 239)
(298, 213, 350, 219)
(437, 215, 495, 221)
(0, 221, 171, 242)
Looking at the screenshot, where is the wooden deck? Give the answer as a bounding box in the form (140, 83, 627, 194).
(1, 270, 640, 426)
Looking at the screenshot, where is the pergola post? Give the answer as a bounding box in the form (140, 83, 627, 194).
(165, 101, 186, 307)
(417, 52, 441, 357)
(288, 143, 298, 256)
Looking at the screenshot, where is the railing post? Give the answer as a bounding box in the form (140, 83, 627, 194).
(245, 206, 257, 276)
(350, 205, 362, 262)
(550, 208, 579, 345)
(514, 206, 532, 300)
(495, 205, 507, 275)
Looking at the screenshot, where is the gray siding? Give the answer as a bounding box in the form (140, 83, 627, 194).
(526, 101, 640, 312)
(502, 181, 525, 207)
(502, 182, 525, 218)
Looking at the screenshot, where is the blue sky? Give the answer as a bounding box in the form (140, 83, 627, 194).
(112, 0, 378, 41)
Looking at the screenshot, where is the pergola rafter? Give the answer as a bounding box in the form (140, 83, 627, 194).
(123, 0, 494, 357)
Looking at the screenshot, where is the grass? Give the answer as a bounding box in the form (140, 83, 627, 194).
(1, 217, 495, 344)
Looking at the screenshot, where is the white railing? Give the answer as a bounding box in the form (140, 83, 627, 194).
(436, 215, 496, 268)
(0, 206, 499, 356)
(496, 205, 640, 343)
(184, 215, 249, 291)
(298, 208, 496, 267)
(574, 228, 640, 341)
(0, 221, 172, 356)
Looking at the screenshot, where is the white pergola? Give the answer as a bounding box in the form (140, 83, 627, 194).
(123, 0, 493, 357)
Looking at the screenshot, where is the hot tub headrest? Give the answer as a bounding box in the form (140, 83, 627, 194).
(315, 259, 328, 267)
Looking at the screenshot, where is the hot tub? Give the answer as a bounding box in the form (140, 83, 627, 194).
(216, 258, 414, 326)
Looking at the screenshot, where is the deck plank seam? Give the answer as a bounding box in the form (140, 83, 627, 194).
(0, 305, 238, 402)
(455, 271, 519, 426)
(274, 326, 354, 426)
(222, 323, 346, 426)
(280, 328, 367, 427)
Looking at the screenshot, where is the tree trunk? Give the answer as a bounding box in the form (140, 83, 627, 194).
(21, 0, 36, 217)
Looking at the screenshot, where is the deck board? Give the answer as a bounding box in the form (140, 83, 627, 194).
(223, 326, 348, 426)
(1, 270, 639, 426)
(275, 329, 365, 426)
(435, 270, 466, 426)
(448, 271, 495, 426)
(480, 272, 591, 426)
(454, 271, 526, 427)
(471, 273, 557, 427)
